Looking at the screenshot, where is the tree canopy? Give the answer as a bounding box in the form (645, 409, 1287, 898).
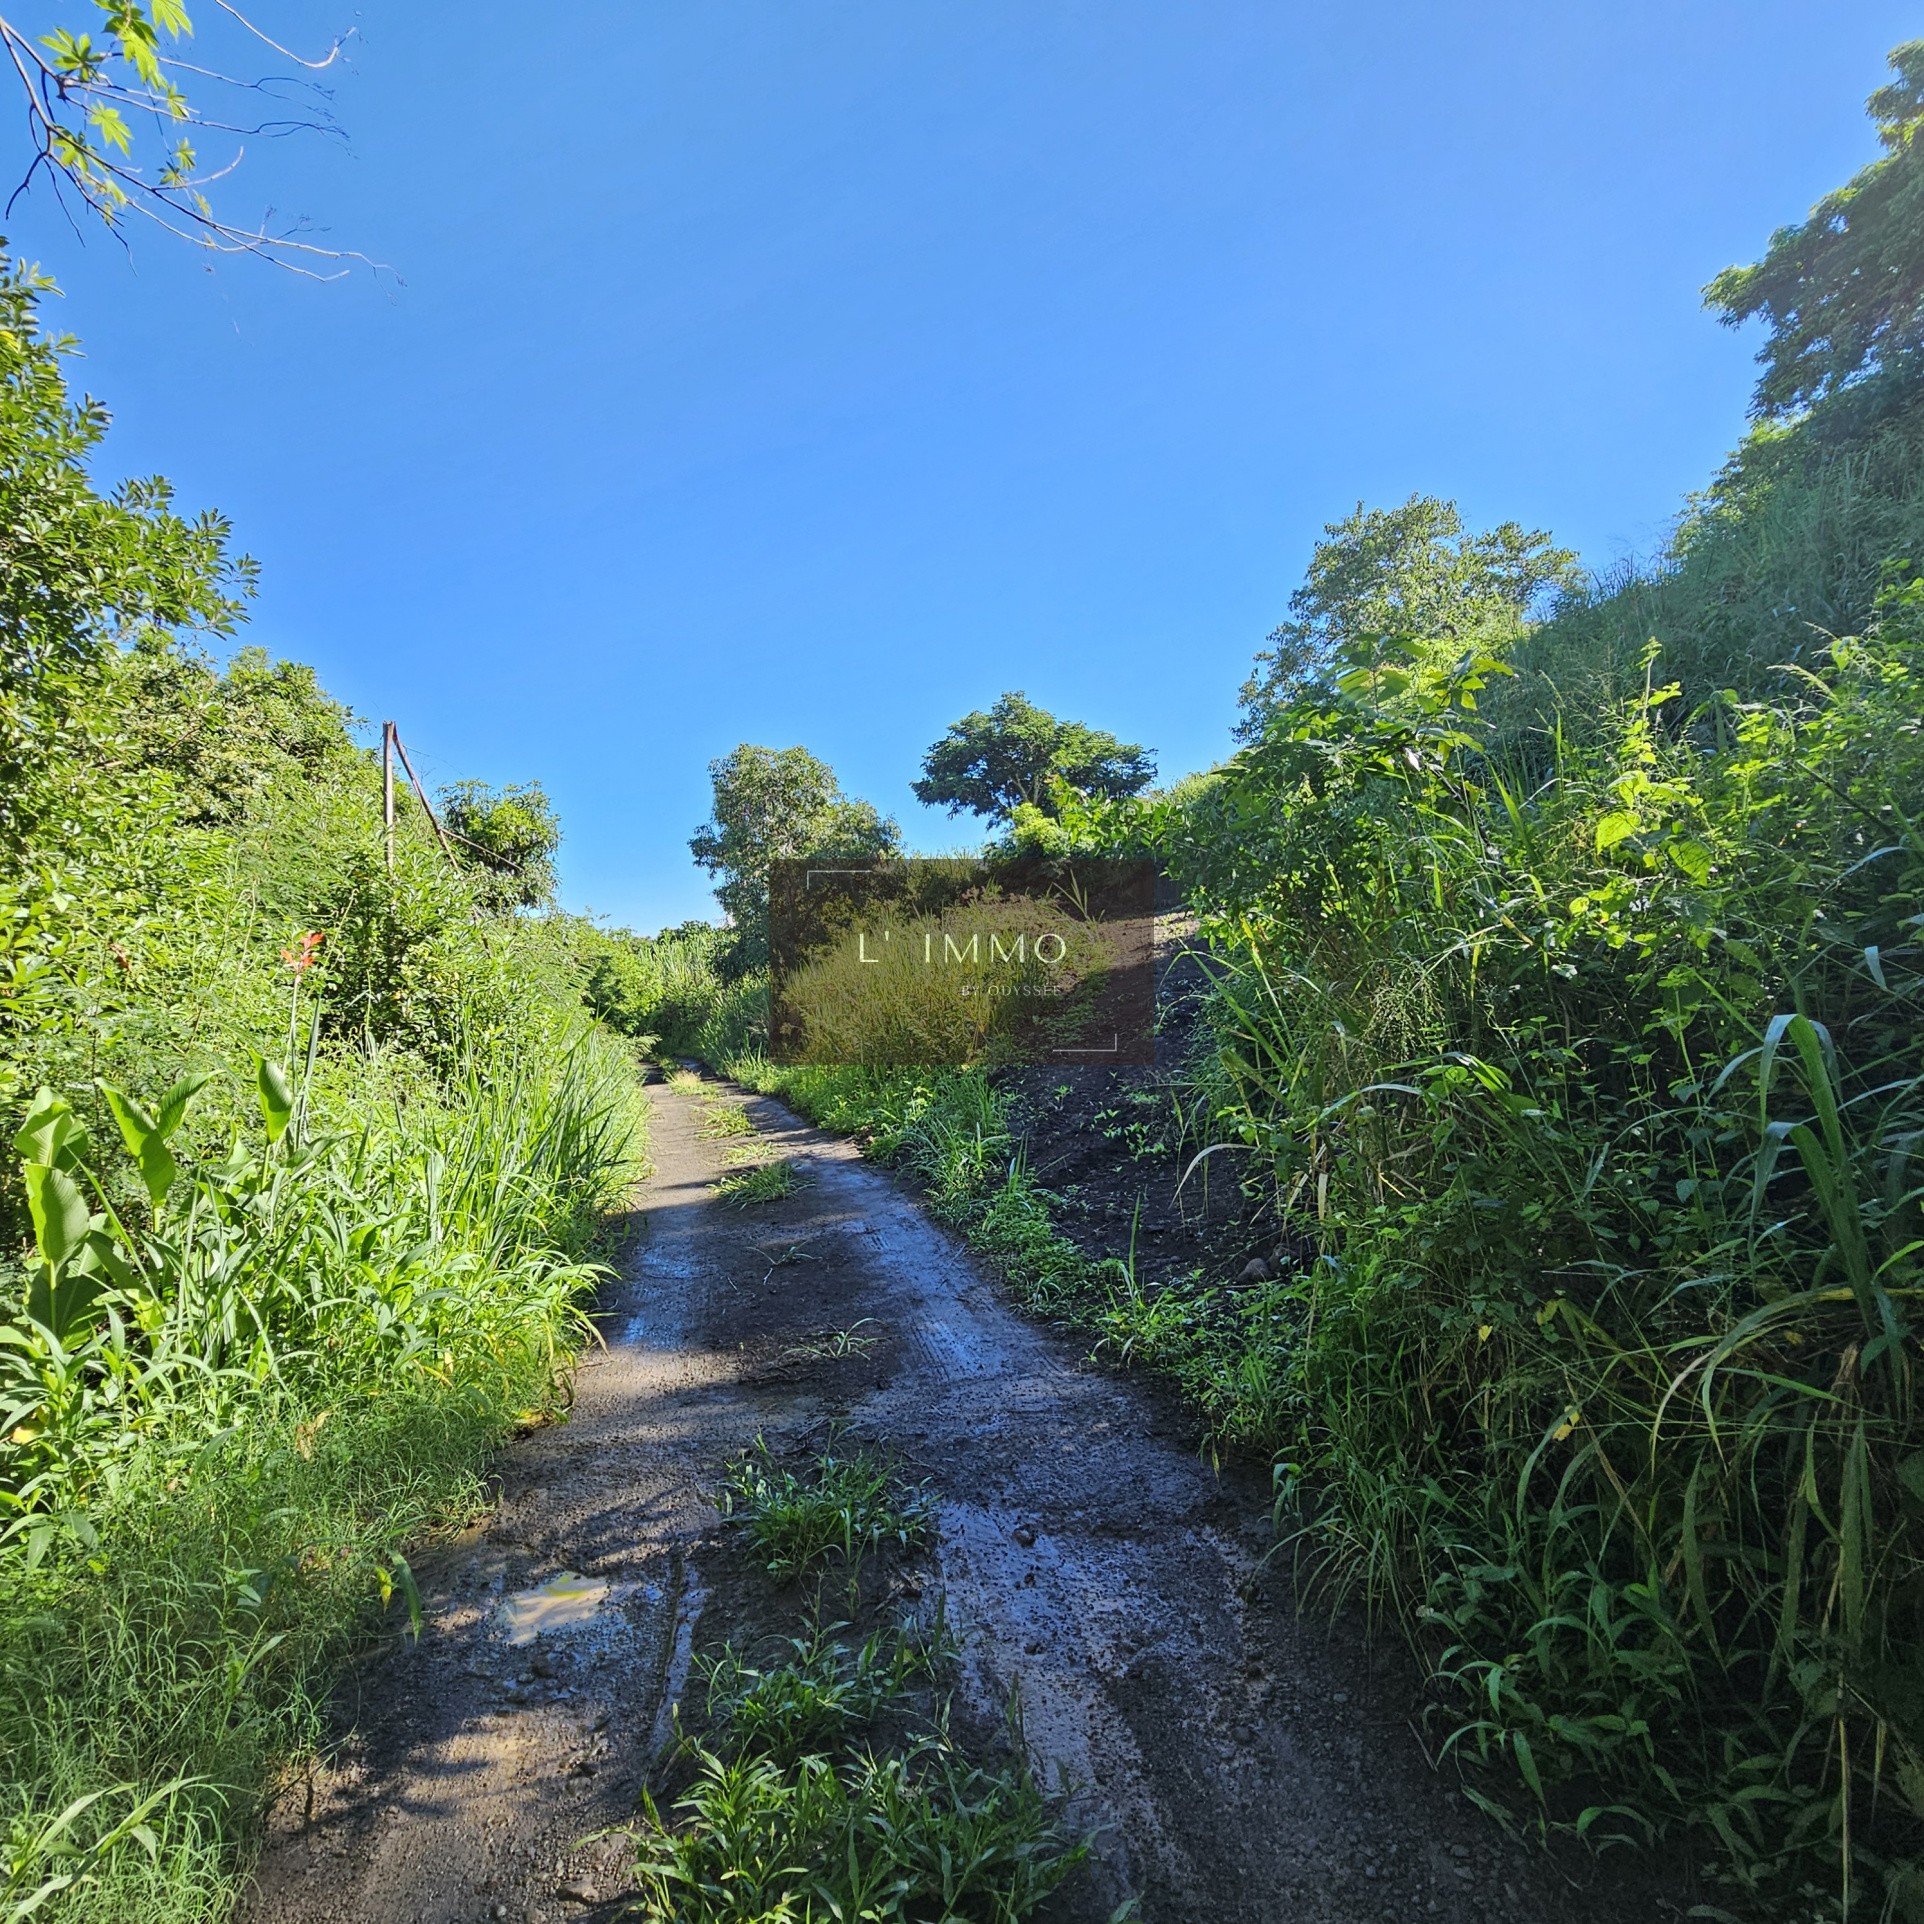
(1236, 495, 1577, 732)
(912, 691, 1154, 821)
(1706, 40, 1924, 418)
(690, 744, 900, 963)
(440, 780, 561, 912)
(0, 254, 249, 849)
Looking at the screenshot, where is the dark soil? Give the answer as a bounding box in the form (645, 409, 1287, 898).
(1001, 927, 1295, 1294)
(239, 1078, 1674, 1924)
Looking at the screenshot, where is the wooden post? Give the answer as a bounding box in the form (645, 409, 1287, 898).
(391, 728, 461, 870)
(382, 722, 395, 874)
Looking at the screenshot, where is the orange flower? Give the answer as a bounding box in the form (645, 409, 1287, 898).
(281, 930, 325, 975)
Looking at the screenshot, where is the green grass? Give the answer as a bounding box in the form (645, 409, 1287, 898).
(785, 1321, 880, 1362)
(696, 1102, 756, 1140)
(697, 1616, 949, 1765)
(636, 1576, 1083, 1923)
(630, 1736, 1084, 1924)
(0, 1032, 643, 1922)
(713, 1161, 803, 1208)
(721, 1437, 934, 1580)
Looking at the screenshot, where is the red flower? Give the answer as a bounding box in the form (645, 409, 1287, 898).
(281, 930, 325, 975)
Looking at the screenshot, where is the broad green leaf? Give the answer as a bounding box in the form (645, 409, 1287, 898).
(153, 1070, 211, 1139)
(1666, 838, 1713, 883)
(137, 1135, 178, 1207)
(1594, 811, 1639, 852)
(28, 1263, 109, 1345)
(255, 1057, 294, 1143)
(1898, 1454, 1924, 1510)
(100, 1083, 158, 1156)
(79, 1227, 139, 1294)
(14, 1087, 87, 1171)
(151, 0, 193, 34)
(99, 1082, 184, 1205)
(24, 1163, 91, 1268)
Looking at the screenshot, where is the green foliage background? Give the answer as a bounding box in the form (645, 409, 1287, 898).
(0, 257, 645, 1922)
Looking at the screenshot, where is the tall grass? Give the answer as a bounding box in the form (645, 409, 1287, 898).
(0, 1027, 642, 1921)
(1180, 594, 1924, 1910)
(1498, 371, 1924, 736)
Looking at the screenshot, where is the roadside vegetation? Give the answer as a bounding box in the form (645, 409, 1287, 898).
(10, 18, 1924, 1922)
(0, 257, 644, 1920)
(601, 45, 1924, 1920)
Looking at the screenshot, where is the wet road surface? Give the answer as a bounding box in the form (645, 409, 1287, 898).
(239, 1080, 1649, 1924)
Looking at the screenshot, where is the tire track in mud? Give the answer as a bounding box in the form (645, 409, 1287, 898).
(239, 1080, 1646, 1924)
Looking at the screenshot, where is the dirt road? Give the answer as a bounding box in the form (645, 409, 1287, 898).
(240, 1079, 1646, 1924)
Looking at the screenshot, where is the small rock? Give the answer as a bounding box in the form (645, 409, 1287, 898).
(530, 1656, 555, 1680)
(1450, 1844, 1470, 1861)
(1024, 1639, 1044, 1655)
(555, 1879, 599, 1904)
(1013, 1524, 1037, 1548)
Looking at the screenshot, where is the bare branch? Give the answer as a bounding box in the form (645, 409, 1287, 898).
(204, 0, 349, 73)
(0, 3, 375, 276)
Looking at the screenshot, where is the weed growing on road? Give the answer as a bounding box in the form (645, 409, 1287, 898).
(664, 1069, 705, 1094)
(637, 1606, 1081, 1923)
(697, 1103, 756, 1140)
(630, 1736, 1083, 1924)
(698, 1614, 949, 1765)
(784, 1321, 879, 1362)
(748, 1242, 817, 1285)
(714, 1162, 802, 1208)
(721, 1437, 933, 1580)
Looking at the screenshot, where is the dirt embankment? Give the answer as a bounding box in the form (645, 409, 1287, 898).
(240, 1080, 1656, 1924)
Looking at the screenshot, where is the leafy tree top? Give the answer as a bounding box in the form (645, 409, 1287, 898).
(912, 691, 1154, 820)
(101, 639, 357, 825)
(690, 744, 900, 963)
(1706, 40, 1924, 418)
(0, 252, 250, 848)
(1237, 495, 1577, 731)
(440, 781, 561, 912)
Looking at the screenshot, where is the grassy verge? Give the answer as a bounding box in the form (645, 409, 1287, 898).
(0, 1031, 644, 1922)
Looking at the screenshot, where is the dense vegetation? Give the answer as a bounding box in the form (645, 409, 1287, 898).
(0, 256, 643, 1920)
(596, 44, 1924, 1921)
(9, 25, 1924, 1924)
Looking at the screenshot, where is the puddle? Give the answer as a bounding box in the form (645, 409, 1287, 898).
(498, 1571, 612, 1645)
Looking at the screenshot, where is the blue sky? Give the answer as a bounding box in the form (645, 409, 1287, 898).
(11, 0, 1915, 930)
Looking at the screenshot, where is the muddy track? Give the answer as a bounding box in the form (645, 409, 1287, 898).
(239, 1080, 1651, 1924)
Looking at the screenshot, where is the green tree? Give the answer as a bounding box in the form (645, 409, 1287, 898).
(690, 745, 900, 965)
(912, 691, 1154, 821)
(1706, 41, 1924, 418)
(101, 639, 357, 825)
(0, 253, 249, 853)
(440, 780, 561, 912)
(1237, 495, 1577, 732)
